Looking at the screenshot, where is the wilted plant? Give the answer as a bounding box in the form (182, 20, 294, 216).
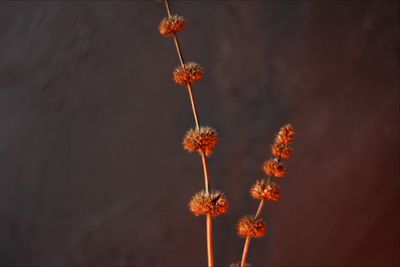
(157, 1, 295, 267)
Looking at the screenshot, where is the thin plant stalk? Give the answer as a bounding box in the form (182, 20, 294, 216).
(240, 236, 251, 267)
(163, 1, 214, 266)
(207, 214, 214, 266)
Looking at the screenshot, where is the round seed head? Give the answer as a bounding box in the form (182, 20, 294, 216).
(182, 127, 218, 156)
(271, 144, 293, 159)
(173, 62, 204, 85)
(275, 124, 295, 146)
(250, 180, 280, 201)
(189, 190, 229, 217)
(262, 159, 285, 178)
(237, 216, 267, 238)
(159, 15, 186, 36)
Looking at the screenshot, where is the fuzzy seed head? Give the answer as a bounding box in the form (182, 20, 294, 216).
(237, 216, 267, 238)
(173, 62, 204, 85)
(189, 190, 229, 217)
(275, 124, 295, 146)
(159, 15, 186, 36)
(182, 127, 218, 156)
(262, 159, 285, 178)
(250, 180, 280, 201)
(272, 144, 293, 159)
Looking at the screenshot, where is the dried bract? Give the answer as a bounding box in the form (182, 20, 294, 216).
(182, 127, 218, 156)
(189, 190, 229, 217)
(262, 159, 285, 178)
(173, 62, 204, 85)
(237, 216, 267, 238)
(159, 15, 186, 36)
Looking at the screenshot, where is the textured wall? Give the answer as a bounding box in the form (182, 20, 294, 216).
(0, 1, 398, 266)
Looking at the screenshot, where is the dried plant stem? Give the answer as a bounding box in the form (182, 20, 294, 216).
(239, 125, 295, 267)
(201, 153, 211, 194)
(187, 83, 201, 130)
(164, 0, 172, 17)
(255, 199, 266, 219)
(163, 1, 214, 266)
(207, 214, 214, 266)
(173, 33, 185, 66)
(164, 0, 200, 129)
(241, 237, 251, 267)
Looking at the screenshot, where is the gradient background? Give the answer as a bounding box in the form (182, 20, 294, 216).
(0, 1, 398, 266)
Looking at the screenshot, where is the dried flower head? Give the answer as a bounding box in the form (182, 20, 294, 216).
(262, 159, 285, 178)
(159, 15, 186, 36)
(275, 124, 295, 146)
(237, 216, 267, 238)
(250, 180, 280, 201)
(189, 190, 229, 217)
(272, 144, 293, 159)
(173, 62, 204, 85)
(182, 127, 218, 156)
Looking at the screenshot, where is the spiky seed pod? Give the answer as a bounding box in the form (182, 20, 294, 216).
(250, 180, 280, 201)
(159, 15, 186, 36)
(182, 127, 218, 156)
(189, 190, 229, 217)
(173, 62, 204, 85)
(271, 144, 293, 159)
(262, 159, 285, 178)
(275, 124, 295, 146)
(237, 216, 267, 238)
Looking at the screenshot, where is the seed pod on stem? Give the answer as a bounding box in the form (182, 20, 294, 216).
(182, 127, 218, 156)
(159, 15, 186, 36)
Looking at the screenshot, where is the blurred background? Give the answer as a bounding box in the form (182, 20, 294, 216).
(0, 1, 398, 266)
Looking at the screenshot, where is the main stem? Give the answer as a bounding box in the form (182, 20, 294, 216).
(163, 1, 213, 266)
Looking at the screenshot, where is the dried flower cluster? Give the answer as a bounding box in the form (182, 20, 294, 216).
(237, 216, 267, 238)
(274, 124, 295, 146)
(262, 158, 285, 178)
(189, 191, 229, 217)
(173, 62, 204, 85)
(159, 15, 186, 36)
(272, 144, 292, 159)
(250, 180, 280, 201)
(182, 127, 218, 156)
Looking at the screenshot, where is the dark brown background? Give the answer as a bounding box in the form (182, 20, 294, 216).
(0, 1, 398, 266)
